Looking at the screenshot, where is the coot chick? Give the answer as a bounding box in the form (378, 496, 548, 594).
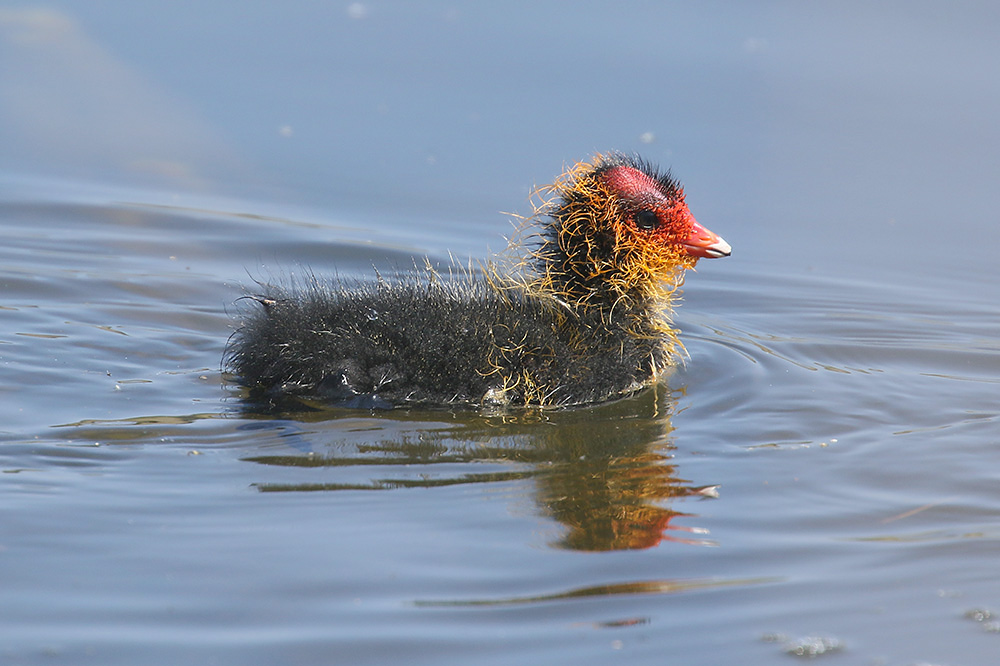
(226, 153, 730, 409)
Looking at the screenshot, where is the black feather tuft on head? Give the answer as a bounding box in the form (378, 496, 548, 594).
(592, 152, 683, 197)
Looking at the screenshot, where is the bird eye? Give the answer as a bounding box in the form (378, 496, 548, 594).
(635, 209, 659, 230)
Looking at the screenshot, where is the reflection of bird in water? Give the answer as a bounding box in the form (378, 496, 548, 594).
(527, 395, 717, 551)
(246, 391, 717, 551)
(540, 451, 716, 551)
(227, 153, 730, 409)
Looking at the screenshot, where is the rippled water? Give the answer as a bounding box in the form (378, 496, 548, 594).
(3, 185, 998, 665)
(3, 3, 1000, 665)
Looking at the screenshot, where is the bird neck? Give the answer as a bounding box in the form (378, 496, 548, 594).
(526, 187, 694, 322)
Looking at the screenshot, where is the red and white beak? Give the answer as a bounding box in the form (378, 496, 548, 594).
(682, 218, 731, 259)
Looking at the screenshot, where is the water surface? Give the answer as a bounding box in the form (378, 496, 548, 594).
(2, 3, 999, 665)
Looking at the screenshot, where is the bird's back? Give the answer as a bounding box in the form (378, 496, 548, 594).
(227, 274, 667, 408)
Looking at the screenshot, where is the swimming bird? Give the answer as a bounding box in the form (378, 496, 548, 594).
(226, 153, 730, 409)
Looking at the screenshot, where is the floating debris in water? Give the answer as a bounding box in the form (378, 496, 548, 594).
(762, 633, 845, 658)
(963, 608, 1000, 632)
(963, 607, 993, 622)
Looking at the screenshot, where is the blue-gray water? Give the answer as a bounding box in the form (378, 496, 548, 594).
(2, 3, 999, 665)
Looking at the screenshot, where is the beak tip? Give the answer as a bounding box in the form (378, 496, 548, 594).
(706, 237, 732, 258)
(683, 235, 732, 259)
(681, 218, 731, 259)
